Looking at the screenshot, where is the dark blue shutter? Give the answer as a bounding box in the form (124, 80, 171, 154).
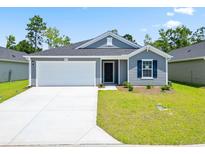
(153, 60, 157, 78)
(137, 60, 142, 78)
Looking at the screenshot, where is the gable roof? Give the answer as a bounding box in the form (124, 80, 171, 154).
(75, 31, 141, 49)
(0, 47, 28, 63)
(128, 45, 172, 59)
(169, 41, 205, 62)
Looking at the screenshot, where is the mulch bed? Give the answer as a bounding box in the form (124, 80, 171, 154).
(117, 86, 174, 94)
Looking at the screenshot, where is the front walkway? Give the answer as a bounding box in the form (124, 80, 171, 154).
(0, 87, 120, 145)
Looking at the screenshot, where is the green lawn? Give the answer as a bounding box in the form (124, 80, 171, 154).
(97, 83, 205, 145)
(0, 80, 28, 103)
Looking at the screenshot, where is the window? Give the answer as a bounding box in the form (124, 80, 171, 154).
(107, 37, 113, 46)
(142, 60, 153, 78)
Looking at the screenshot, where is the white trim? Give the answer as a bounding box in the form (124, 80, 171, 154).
(141, 59, 153, 80)
(36, 61, 96, 86)
(103, 61, 115, 84)
(24, 55, 129, 59)
(128, 45, 172, 59)
(0, 58, 28, 63)
(28, 58, 31, 86)
(166, 58, 168, 85)
(169, 56, 205, 63)
(127, 58, 129, 82)
(75, 31, 141, 49)
(100, 58, 102, 84)
(118, 59, 120, 84)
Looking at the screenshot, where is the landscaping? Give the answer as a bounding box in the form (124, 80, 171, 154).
(0, 80, 28, 103)
(97, 82, 205, 145)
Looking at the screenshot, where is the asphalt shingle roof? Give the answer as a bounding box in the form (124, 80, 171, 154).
(169, 41, 205, 62)
(31, 39, 137, 56)
(0, 47, 28, 62)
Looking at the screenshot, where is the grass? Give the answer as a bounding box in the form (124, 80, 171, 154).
(0, 80, 29, 103)
(97, 82, 205, 145)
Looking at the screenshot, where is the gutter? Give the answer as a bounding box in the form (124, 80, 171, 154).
(169, 56, 205, 63)
(0, 58, 28, 63)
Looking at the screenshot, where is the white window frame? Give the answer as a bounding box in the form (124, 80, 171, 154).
(141, 59, 153, 79)
(107, 37, 113, 46)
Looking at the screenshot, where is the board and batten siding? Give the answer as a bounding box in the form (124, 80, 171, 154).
(0, 61, 28, 82)
(169, 59, 205, 85)
(85, 37, 135, 49)
(30, 58, 100, 86)
(129, 50, 166, 86)
(120, 60, 127, 84)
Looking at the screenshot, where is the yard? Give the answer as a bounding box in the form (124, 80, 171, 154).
(97, 83, 205, 145)
(0, 80, 28, 103)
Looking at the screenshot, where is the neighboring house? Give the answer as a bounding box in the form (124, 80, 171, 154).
(24, 31, 172, 87)
(0, 47, 28, 82)
(169, 41, 205, 85)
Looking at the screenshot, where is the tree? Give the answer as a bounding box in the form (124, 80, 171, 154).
(191, 27, 205, 43)
(26, 15, 47, 52)
(6, 35, 16, 50)
(146, 25, 193, 52)
(15, 40, 36, 54)
(123, 34, 135, 42)
(44, 27, 70, 48)
(143, 34, 152, 45)
(111, 29, 118, 34)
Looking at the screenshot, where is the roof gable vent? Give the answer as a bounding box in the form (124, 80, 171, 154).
(107, 37, 113, 46)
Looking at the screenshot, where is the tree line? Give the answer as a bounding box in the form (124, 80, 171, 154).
(6, 15, 70, 54)
(144, 26, 205, 53)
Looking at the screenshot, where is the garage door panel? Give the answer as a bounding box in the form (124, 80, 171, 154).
(36, 61, 95, 86)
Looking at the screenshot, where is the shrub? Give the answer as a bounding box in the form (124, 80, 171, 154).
(128, 83, 133, 91)
(168, 81, 172, 87)
(161, 85, 171, 91)
(146, 85, 151, 89)
(123, 81, 129, 88)
(98, 84, 105, 88)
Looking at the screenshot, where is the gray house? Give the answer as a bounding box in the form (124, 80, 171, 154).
(169, 41, 205, 85)
(0, 47, 28, 82)
(25, 31, 172, 87)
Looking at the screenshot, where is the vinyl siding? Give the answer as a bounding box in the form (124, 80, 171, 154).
(169, 60, 205, 85)
(0, 61, 28, 82)
(31, 58, 100, 86)
(85, 37, 135, 49)
(120, 60, 127, 84)
(129, 50, 166, 86)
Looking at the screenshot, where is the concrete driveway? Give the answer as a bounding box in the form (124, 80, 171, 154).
(0, 87, 120, 146)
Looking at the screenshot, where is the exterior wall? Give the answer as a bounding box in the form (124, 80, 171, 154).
(0, 61, 28, 82)
(119, 60, 127, 84)
(30, 58, 100, 86)
(129, 50, 166, 86)
(169, 60, 205, 85)
(85, 37, 135, 49)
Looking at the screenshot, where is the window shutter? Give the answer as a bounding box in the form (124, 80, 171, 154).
(137, 60, 142, 78)
(153, 60, 157, 78)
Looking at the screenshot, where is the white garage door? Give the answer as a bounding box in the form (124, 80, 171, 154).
(36, 61, 96, 86)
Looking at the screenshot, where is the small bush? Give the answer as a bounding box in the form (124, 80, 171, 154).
(123, 81, 129, 88)
(161, 85, 171, 91)
(168, 81, 172, 87)
(146, 85, 151, 89)
(128, 83, 133, 91)
(98, 84, 105, 88)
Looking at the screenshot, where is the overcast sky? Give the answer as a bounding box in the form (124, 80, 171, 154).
(0, 7, 204, 48)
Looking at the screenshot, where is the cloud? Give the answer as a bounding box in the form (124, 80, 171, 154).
(152, 24, 161, 28)
(166, 12, 174, 16)
(164, 20, 182, 28)
(174, 7, 195, 15)
(140, 28, 147, 32)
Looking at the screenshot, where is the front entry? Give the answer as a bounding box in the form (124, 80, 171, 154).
(103, 61, 114, 83)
